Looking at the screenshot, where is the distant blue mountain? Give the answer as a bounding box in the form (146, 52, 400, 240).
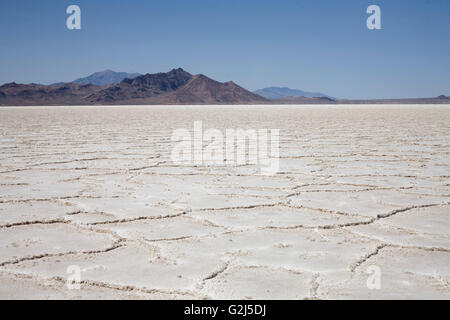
(51, 70, 141, 86)
(254, 87, 332, 99)
(72, 70, 141, 86)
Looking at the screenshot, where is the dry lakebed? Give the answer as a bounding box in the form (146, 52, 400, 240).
(0, 105, 449, 299)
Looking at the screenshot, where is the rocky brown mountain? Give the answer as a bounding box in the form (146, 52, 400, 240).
(86, 68, 194, 103)
(86, 68, 268, 104)
(0, 69, 268, 106)
(0, 82, 99, 106)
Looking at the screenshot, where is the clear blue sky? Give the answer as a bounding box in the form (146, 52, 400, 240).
(0, 0, 449, 99)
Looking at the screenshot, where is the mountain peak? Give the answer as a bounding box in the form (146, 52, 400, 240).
(85, 69, 267, 104)
(71, 70, 141, 86)
(96, 69, 118, 75)
(2, 82, 19, 88)
(193, 73, 213, 80)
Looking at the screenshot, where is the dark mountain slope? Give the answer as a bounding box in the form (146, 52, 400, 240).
(0, 82, 100, 106)
(156, 74, 269, 104)
(86, 68, 193, 103)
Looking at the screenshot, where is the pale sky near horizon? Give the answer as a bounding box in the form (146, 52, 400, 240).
(0, 0, 449, 99)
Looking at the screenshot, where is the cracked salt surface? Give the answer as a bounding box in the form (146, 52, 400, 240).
(0, 105, 449, 299)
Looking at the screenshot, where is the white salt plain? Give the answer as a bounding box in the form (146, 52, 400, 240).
(0, 105, 449, 299)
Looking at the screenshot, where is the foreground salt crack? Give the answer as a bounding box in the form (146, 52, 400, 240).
(0, 105, 449, 299)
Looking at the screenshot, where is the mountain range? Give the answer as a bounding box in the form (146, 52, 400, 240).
(0, 69, 448, 105)
(254, 87, 332, 99)
(48, 70, 140, 87)
(0, 69, 268, 105)
(71, 70, 141, 86)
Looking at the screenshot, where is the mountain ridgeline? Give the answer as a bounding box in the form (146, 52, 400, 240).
(254, 87, 332, 99)
(71, 70, 141, 86)
(0, 69, 268, 106)
(1, 69, 449, 106)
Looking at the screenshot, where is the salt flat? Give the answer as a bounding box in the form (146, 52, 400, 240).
(0, 105, 449, 299)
